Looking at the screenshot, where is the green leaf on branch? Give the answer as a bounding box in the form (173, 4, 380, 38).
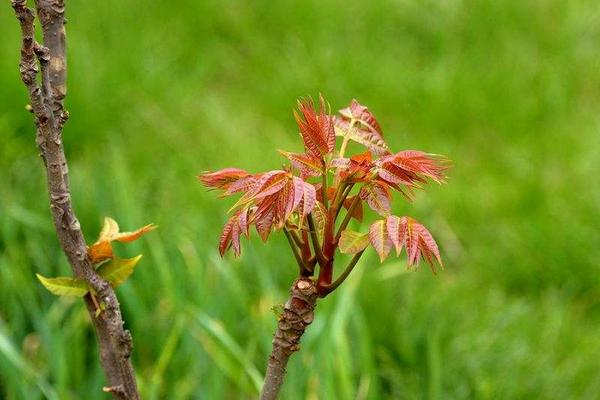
(36, 274, 89, 297)
(97, 255, 143, 288)
(339, 230, 370, 254)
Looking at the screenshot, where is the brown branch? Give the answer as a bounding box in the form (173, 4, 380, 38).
(34, 0, 68, 127)
(11, 1, 139, 399)
(260, 278, 318, 400)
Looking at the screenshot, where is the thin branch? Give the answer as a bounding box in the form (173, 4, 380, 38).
(12, 1, 139, 398)
(321, 170, 329, 209)
(334, 118, 356, 186)
(334, 193, 361, 244)
(286, 227, 304, 249)
(320, 250, 365, 295)
(334, 183, 354, 221)
(307, 213, 326, 266)
(329, 182, 346, 214)
(283, 228, 309, 275)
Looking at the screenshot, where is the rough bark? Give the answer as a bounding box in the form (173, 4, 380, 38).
(11, 1, 139, 398)
(260, 278, 318, 400)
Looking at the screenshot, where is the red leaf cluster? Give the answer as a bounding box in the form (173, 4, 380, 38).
(279, 151, 323, 178)
(294, 95, 335, 158)
(334, 99, 390, 156)
(377, 151, 448, 187)
(368, 216, 442, 272)
(200, 168, 317, 253)
(199, 95, 449, 284)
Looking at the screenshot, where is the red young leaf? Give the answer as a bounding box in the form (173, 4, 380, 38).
(369, 219, 393, 262)
(378, 162, 424, 187)
(294, 95, 335, 158)
(227, 170, 290, 212)
(277, 178, 305, 225)
(332, 158, 373, 183)
(386, 215, 407, 256)
(223, 175, 257, 196)
(290, 177, 305, 215)
(198, 168, 251, 192)
(238, 208, 251, 237)
(299, 180, 317, 218)
(378, 151, 448, 186)
(249, 170, 291, 199)
(339, 99, 383, 135)
(279, 151, 323, 178)
(218, 215, 235, 257)
(350, 151, 373, 164)
(334, 99, 390, 156)
(255, 206, 275, 242)
(359, 181, 391, 216)
(386, 215, 442, 272)
(218, 210, 249, 257)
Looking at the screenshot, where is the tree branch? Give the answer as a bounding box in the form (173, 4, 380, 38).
(283, 228, 309, 276)
(334, 193, 361, 244)
(321, 171, 329, 209)
(11, 1, 139, 398)
(34, 0, 68, 126)
(260, 278, 318, 400)
(335, 183, 353, 220)
(285, 226, 304, 249)
(306, 213, 326, 266)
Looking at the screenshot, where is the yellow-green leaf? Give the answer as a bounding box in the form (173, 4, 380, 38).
(339, 230, 370, 254)
(97, 255, 143, 287)
(369, 219, 393, 262)
(311, 201, 327, 242)
(36, 274, 89, 297)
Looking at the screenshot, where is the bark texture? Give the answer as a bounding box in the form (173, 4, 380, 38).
(260, 278, 318, 400)
(11, 1, 139, 398)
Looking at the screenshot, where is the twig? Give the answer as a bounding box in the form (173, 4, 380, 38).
(11, 1, 139, 398)
(306, 213, 326, 266)
(283, 228, 309, 275)
(334, 193, 361, 244)
(321, 171, 329, 209)
(320, 250, 365, 295)
(286, 226, 304, 249)
(334, 183, 353, 220)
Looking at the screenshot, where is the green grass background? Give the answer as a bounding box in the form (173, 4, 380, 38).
(1, 0, 600, 399)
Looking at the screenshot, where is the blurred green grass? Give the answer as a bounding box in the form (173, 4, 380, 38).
(1, 0, 600, 398)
